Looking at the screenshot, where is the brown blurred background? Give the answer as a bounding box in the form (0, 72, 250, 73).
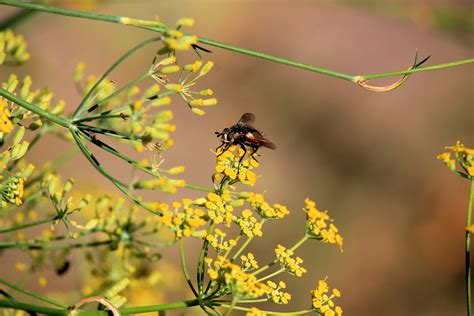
(1, 1, 473, 315)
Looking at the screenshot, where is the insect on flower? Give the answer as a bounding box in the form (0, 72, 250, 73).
(215, 113, 276, 164)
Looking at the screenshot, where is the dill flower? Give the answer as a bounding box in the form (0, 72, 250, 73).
(241, 253, 259, 271)
(0, 29, 30, 65)
(243, 192, 290, 220)
(237, 209, 263, 237)
(303, 198, 343, 252)
(311, 278, 343, 316)
(206, 228, 237, 252)
(0, 98, 13, 134)
(194, 191, 233, 226)
(275, 244, 307, 277)
(1, 175, 26, 206)
(160, 203, 207, 239)
(438, 141, 474, 177)
(267, 280, 292, 304)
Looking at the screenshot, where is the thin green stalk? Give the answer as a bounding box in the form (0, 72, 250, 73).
(0, 300, 66, 315)
(256, 268, 284, 283)
(290, 235, 309, 252)
(82, 72, 151, 115)
(0, 297, 202, 315)
(197, 222, 215, 293)
(0, 278, 68, 308)
(0, 87, 70, 128)
(358, 59, 474, 80)
(179, 239, 199, 297)
(72, 37, 161, 119)
(466, 180, 474, 316)
(0, 239, 111, 250)
(0, 216, 57, 234)
(1, 0, 471, 83)
(230, 235, 253, 262)
(217, 304, 313, 315)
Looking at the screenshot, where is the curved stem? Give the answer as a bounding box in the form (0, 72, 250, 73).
(1, 0, 471, 83)
(466, 180, 474, 316)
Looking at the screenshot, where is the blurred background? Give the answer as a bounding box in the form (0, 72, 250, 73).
(0, 1, 473, 315)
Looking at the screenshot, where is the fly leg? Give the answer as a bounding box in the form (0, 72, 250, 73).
(237, 144, 248, 174)
(250, 145, 259, 162)
(216, 142, 231, 157)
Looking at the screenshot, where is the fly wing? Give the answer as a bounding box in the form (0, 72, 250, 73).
(261, 138, 277, 150)
(238, 113, 256, 125)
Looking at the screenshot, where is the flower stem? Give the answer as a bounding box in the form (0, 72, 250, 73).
(0, 278, 68, 309)
(179, 239, 199, 297)
(0, 216, 57, 234)
(0, 87, 70, 128)
(466, 180, 474, 316)
(1, 0, 471, 83)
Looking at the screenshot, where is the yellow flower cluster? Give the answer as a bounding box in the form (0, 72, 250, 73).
(2, 74, 65, 132)
(162, 21, 198, 51)
(0, 98, 13, 134)
(243, 193, 290, 220)
(134, 176, 186, 194)
(194, 191, 233, 226)
(303, 198, 343, 252)
(214, 146, 258, 186)
(206, 228, 237, 252)
(160, 200, 207, 239)
(274, 244, 307, 277)
(206, 256, 271, 298)
(246, 307, 267, 316)
(237, 209, 263, 238)
(240, 253, 259, 271)
(311, 278, 343, 316)
(267, 280, 291, 304)
(1, 176, 25, 206)
(0, 29, 30, 65)
(438, 140, 474, 177)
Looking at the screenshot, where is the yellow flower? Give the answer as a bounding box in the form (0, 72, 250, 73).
(304, 198, 343, 252)
(439, 141, 474, 177)
(241, 253, 259, 271)
(311, 278, 342, 316)
(274, 244, 307, 277)
(246, 307, 267, 316)
(0, 98, 13, 133)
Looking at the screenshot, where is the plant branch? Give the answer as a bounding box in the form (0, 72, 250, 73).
(1, 0, 472, 85)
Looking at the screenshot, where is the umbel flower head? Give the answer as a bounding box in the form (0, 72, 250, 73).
(0, 29, 30, 65)
(438, 140, 474, 178)
(303, 198, 343, 252)
(311, 278, 343, 316)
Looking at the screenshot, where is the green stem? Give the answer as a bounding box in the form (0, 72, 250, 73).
(230, 235, 253, 262)
(256, 268, 284, 283)
(0, 87, 70, 128)
(73, 37, 161, 119)
(0, 278, 67, 308)
(466, 180, 474, 316)
(0, 300, 66, 315)
(82, 72, 151, 115)
(1, 0, 471, 82)
(179, 239, 199, 297)
(358, 59, 474, 80)
(0, 298, 202, 315)
(0, 216, 57, 234)
(217, 304, 313, 315)
(0, 239, 111, 250)
(290, 235, 309, 252)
